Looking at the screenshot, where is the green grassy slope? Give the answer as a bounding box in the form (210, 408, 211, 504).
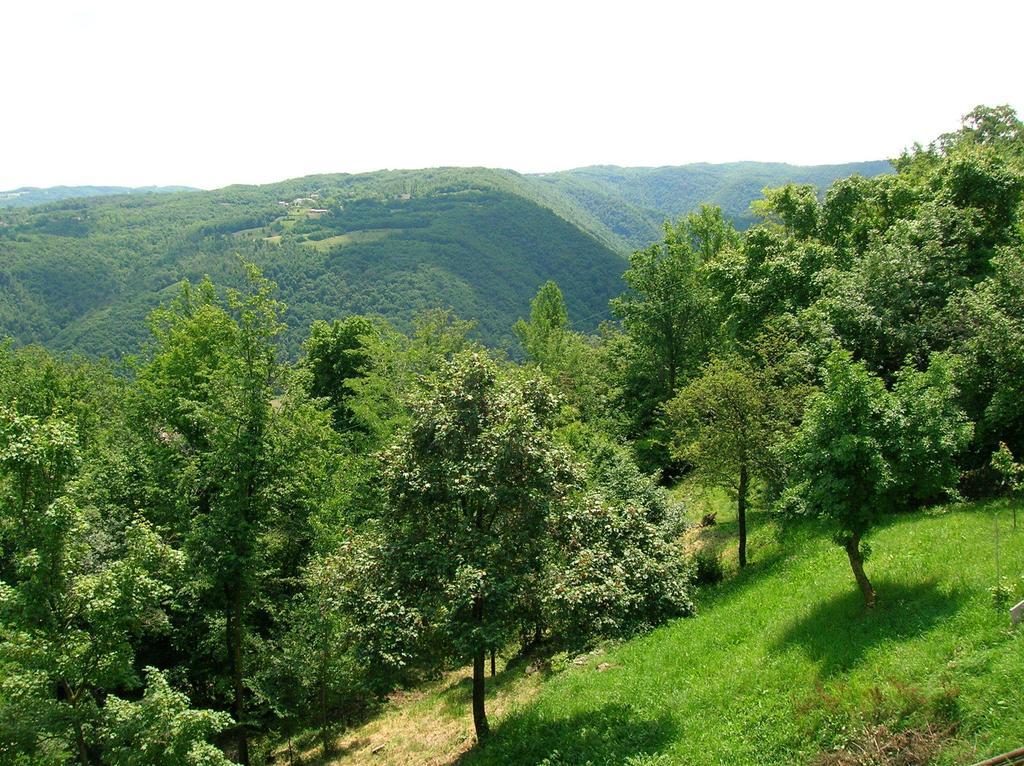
(535, 161, 894, 251)
(458, 501, 1023, 766)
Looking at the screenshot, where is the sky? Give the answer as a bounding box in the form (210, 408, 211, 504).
(3, 0, 1022, 190)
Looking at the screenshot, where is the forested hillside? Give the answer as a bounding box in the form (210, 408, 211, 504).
(0, 161, 887, 359)
(0, 168, 626, 357)
(1, 106, 1022, 766)
(536, 160, 893, 250)
(0, 185, 197, 208)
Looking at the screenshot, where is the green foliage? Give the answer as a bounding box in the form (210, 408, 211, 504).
(781, 351, 970, 605)
(136, 263, 340, 761)
(514, 280, 570, 368)
(665, 353, 802, 565)
(990, 442, 1021, 494)
(378, 351, 574, 734)
(545, 438, 693, 642)
(100, 669, 232, 766)
(302, 315, 376, 432)
(0, 403, 186, 764)
(692, 548, 724, 586)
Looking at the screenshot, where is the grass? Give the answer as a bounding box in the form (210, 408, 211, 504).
(302, 229, 393, 252)
(281, 658, 545, 765)
(322, 497, 1024, 766)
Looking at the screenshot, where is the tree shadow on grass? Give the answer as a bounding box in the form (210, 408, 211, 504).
(454, 703, 677, 766)
(437, 655, 543, 719)
(774, 579, 965, 678)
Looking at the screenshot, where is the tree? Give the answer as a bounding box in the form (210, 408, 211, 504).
(665, 355, 793, 567)
(138, 264, 338, 765)
(544, 435, 693, 641)
(514, 280, 569, 368)
(379, 352, 572, 738)
(611, 216, 722, 402)
(781, 351, 970, 607)
(302, 316, 376, 433)
(0, 406, 183, 764)
(100, 669, 233, 766)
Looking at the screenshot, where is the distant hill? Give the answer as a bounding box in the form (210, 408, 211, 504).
(0, 169, 626, 358)
(533, 160, 894, 251)
(0, 185, 197, 208)
(0, 161, 892, 358)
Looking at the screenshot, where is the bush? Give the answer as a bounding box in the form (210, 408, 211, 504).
(693, 548, 725, 586)
(544, 439, 694, 644)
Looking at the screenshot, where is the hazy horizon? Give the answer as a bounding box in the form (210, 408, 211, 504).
(0, 158, 895, 194)
(4, 0, 1021, 189)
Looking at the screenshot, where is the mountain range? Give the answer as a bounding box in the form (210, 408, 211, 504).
(0, 161, 891, 357)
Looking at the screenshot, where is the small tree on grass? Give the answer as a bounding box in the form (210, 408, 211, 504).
(782, 351, 970, 608)
(991, 442, 1021, 530)
(380, 352, 572, 738)
(665, 355, 791, 568)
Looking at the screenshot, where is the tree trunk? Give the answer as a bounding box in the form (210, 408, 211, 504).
(227, 592, 249, 765)
(737, 463, 748, 568)
(844, 533, 875, 609)
(471, 597, 489, 739)
(490, 648, 496, 677)
(61, 680, 90, 766)
(320, 678, 330, 756)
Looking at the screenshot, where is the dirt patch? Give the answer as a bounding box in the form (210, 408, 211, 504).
(812, 723, 956, 766)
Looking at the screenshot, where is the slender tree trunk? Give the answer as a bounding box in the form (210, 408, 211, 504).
(227, 592, 249, 765)
(320, 678, 330, 756)
(61, 680, 90, 766)
(737, 463, 748, 568)
(490, 648, 496, 677)
(471, 597, 489, 739)
(844, 533, 875, 609)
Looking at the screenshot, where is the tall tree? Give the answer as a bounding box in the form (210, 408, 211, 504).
(611, 215, 722, 401)
(665, 354, 795, 567)
(139, 265, 337, 764)
(782, 351, 970, 607)
(514, 280, 569, 368)
(379, 352, 572, 738)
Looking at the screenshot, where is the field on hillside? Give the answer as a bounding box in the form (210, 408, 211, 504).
(323, 498, 1023, 766)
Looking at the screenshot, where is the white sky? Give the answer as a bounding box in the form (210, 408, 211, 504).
(3, 0, 1022, 190)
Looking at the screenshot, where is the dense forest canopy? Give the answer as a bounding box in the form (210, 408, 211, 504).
(1, 106, 1021, 765)
(0, 186, 198, 209)
(0, 162, 886, 360)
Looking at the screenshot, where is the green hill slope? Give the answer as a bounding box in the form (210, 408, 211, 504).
(326, 499, 1023, 765)
(0, 185, 197, 208)
(535, 160, 894, 251)
(0, 161, 892, 359)
(465, 501, 1022, 765)
(0, 169, 627, 358)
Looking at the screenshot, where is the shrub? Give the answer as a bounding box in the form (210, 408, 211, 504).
(693, 548, 725, 586)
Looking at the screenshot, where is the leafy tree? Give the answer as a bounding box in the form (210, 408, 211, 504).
(665, 354, 796, 567)
(379, 352, 572, 738)
(954, 248, 1024, 463)
(991, 442, 1021, 530)
(544, 436, 693, 641)
(138, 265, 338, 765)
(0, 406, 182, 764)
(611, 217, 720, 401)
(302, 316, 376, 432)
(781, 351, 970, 607)
(514, 280, 569, 367)
(100, 669, 232, 766)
